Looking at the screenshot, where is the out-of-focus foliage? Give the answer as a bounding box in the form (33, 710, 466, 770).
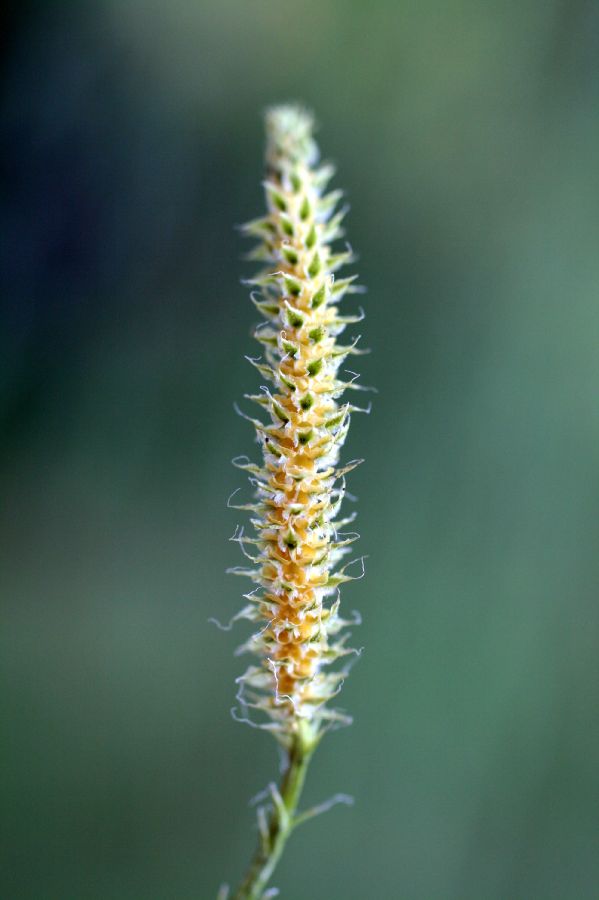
(1, 2, 598, 898)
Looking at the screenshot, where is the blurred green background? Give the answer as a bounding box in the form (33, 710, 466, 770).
(2, 2, 598, 898)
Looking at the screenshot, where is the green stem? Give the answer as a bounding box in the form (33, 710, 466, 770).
(232, 728, 317, 900)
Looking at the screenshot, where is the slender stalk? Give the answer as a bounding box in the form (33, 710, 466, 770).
(233, 729, 316, 900)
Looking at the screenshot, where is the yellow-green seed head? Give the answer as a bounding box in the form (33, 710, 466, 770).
(231, 105, 367, 746)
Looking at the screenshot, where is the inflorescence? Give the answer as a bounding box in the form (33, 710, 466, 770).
(229, 105, 369, 748)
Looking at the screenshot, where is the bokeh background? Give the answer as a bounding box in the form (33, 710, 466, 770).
(2, 2, 599, 898)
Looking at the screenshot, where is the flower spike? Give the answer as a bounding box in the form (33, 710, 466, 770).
(232, 105, 365, 747)
(224, 104, 368, 900)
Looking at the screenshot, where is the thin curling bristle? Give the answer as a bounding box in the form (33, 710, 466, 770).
(231, 104, 366, 747)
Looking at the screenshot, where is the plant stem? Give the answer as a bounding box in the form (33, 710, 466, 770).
(232, 728, 317, 900)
